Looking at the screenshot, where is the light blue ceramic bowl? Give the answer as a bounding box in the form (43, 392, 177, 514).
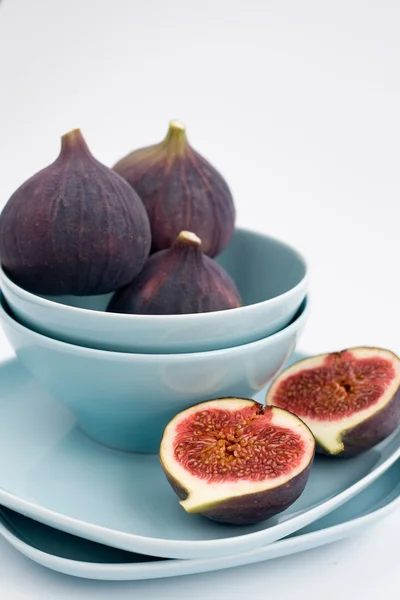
(0, 228, 308, 354)
(0, 294, 309, 453)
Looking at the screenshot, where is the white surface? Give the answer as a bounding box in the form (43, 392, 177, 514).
(0, 0, 399, 597)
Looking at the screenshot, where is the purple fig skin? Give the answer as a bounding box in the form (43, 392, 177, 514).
(161, 457, 314, 526)
(107, 231, 242, 315)
(113, 121, 236, 258)
(336, 385, 400, 457)
(0, 129, 151, 296)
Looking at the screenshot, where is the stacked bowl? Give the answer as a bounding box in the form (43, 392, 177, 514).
(0, 226, 308, 453)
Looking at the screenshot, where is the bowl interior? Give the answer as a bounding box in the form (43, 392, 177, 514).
(39, 228, 307, 312)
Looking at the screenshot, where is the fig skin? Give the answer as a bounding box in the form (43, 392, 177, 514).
(0, 129, 151, 295)
(159, 398, 315, 525)
(337, 388, 400, 457)
(107, 231, 242, 315)
(113, 120, 236, 258)
(163, 458, 313, 525)
(266, 347, 400, 457)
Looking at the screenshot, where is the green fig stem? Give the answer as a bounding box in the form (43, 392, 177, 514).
(60, 128, 90, 156)
(162, 120, 189, 156)
(175, 231, 202, 248)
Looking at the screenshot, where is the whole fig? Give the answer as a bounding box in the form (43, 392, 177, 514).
(0, 129, 151, 295)
(113, 120, 236, 257)
(107, 230, 242, 315)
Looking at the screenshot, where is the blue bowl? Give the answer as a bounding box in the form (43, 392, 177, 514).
(0, 295, 309, 453)
(0, 228, 308, 354)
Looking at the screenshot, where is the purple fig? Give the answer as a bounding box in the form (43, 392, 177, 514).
(0, 129, 151, 295)
(107, 230, 242, 315)
(113, 120, 235, 257)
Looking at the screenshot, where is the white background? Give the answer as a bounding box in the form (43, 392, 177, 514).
(0, 0, 399, 597)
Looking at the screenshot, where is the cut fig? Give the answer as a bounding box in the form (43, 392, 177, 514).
(266, 347, 400, 457)
(160, 398, 315, 525)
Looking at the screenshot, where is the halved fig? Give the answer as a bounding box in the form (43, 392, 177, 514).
(160, 398, 315, 525)
(266, 347, 400, 457)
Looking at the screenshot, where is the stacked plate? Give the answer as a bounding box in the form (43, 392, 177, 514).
(0, 227, 398, 580)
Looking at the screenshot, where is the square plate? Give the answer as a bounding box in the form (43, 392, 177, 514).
(0, 352, 398, 560)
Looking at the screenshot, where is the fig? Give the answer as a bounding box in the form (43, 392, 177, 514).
(160, 398, 315, 525)
(107, 230, 242, 315)
(0, 129, 151, 295)
(113, 120, 235, 257)
(266, 347, 400, 457)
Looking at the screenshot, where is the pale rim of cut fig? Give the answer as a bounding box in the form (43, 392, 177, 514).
(160, 398, 315, 514)
(265, 347, 400, 455)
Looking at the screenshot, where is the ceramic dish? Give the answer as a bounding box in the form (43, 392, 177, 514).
(0, 294, 308, 453)
(0, 352, 398, 561)
(0, 228, 308, 353)
(0, 459, 398, 580)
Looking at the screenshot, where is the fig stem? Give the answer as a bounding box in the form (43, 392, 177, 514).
(176, 231, 202, 247)
(169, 120, 186, 132)
(163, 120, 188, 155)
(60, 128, 90, 156)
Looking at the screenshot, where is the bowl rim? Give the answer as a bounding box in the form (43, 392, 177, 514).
(0, 227, 309, 323)
(0, 294, 309, 361)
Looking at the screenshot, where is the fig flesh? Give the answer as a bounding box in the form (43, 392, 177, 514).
(107, 230, 242, 315)
(160, 398, 315, 525)
(0, 129, 151, 295)
(266, 347, 400, 456)
(113, 120, 236, 257)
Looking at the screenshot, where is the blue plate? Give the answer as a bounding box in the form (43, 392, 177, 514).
(0, 460, 398, 581)
(0, 353, 398, 560)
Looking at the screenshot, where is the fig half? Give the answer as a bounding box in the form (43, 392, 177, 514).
(266, 347, 400, 457)
(160, 398, 315, 525)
